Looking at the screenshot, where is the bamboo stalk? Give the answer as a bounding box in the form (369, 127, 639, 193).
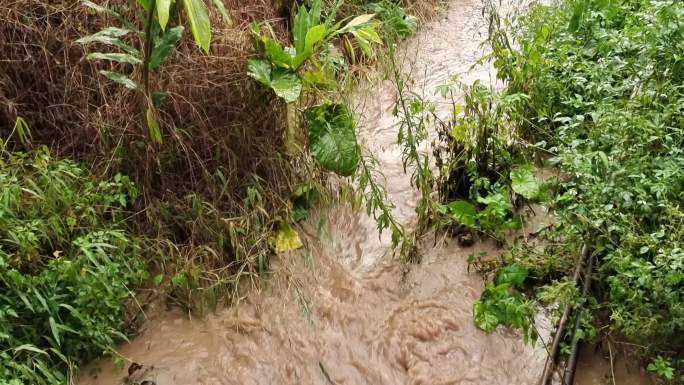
(539, 244, 590, 385)
(562, 251, 595, 384)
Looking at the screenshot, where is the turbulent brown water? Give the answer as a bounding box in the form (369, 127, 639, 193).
(80, 1, 652, 384)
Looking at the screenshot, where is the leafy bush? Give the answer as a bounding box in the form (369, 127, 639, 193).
(468, 0, 684, 379)
(0, 148, 146, 384)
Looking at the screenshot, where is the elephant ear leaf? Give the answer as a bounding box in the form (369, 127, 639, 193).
(247, 60, 301, 103)
(269, 69, 301, 103)
(304, 103, 360, 176)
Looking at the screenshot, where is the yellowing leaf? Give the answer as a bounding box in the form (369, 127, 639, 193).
(146, 107, 163, 144)
(272, 223, 303, 253)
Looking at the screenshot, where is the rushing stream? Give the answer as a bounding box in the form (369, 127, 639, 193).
(80, 1, 652, 384)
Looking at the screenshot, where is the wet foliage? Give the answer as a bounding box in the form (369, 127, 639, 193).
(438, 0, 684, 380)
(0, 148, 146, 384)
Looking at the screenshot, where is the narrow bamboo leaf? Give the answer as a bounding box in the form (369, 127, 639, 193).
(149, 26, 184, 70)
(146, 107, 163, 144)
(49, 317, 61, 347)
(211, 0, 233, 26)
(75, 34, 139, 55)
(337, 14, 376, 34)
(183, 0, 212, 52)
(81, 0, 119, 16)
(13, 344, 48, 355)
(157, 0, 173, 30)
(99, 70, 140, 90)
(87, 52, 142, 65)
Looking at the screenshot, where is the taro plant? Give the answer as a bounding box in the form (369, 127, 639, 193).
(247, 0, 382, 155)
(77, 0, 230, 143)
(248, 0, 382, 104)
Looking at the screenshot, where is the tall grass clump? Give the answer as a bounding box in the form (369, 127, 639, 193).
(0, 146, 146, 384)
(439, 0, 684, 380)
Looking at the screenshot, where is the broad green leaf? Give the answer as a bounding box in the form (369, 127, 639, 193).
(157, 0, 172, 30)
(495, 263, 529, 286)
(510, 164, 541, 200)
(263, 38, 293, 68)
(292, 24, 327, 68)
(272, 222, 303, 253)
(473, 300, 500, 333)
(183, 0, 212, 52)
(146, 107, 163, 144)
(309, 0, 321, 24)
(99, 70, 140, 90)
(292, 4, 311, 55)
(447, 200, 477, 227)
(304, 24, 327, 53)
(211, 0, 233, 26)
(149, 26, 184, 70)
(87, 52, 142, 65)
(270, 69, 302, 103)
(247, 59, 272, 86)
(247, 60, 301, 102)
(304, 103, 360, 176)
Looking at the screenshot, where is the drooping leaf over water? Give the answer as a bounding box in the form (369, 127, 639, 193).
(304, 103, 360, 176)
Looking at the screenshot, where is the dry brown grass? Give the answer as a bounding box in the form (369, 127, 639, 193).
(0, 0, 293, 199)
(0, 1, 305, 299)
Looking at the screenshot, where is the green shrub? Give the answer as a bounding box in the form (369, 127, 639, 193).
(476, 0, 684, 379)
(0, 147, 146, 384)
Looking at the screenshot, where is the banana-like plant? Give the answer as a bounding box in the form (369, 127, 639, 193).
(77, 0, 231, 143)
(247, 0, 382, 103)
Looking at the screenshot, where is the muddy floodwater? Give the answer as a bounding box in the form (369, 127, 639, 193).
(80, 1, 652, 384)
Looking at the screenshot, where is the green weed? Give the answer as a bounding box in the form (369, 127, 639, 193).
(451, 0, 684, 379)
(0, 147, 146, 384)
